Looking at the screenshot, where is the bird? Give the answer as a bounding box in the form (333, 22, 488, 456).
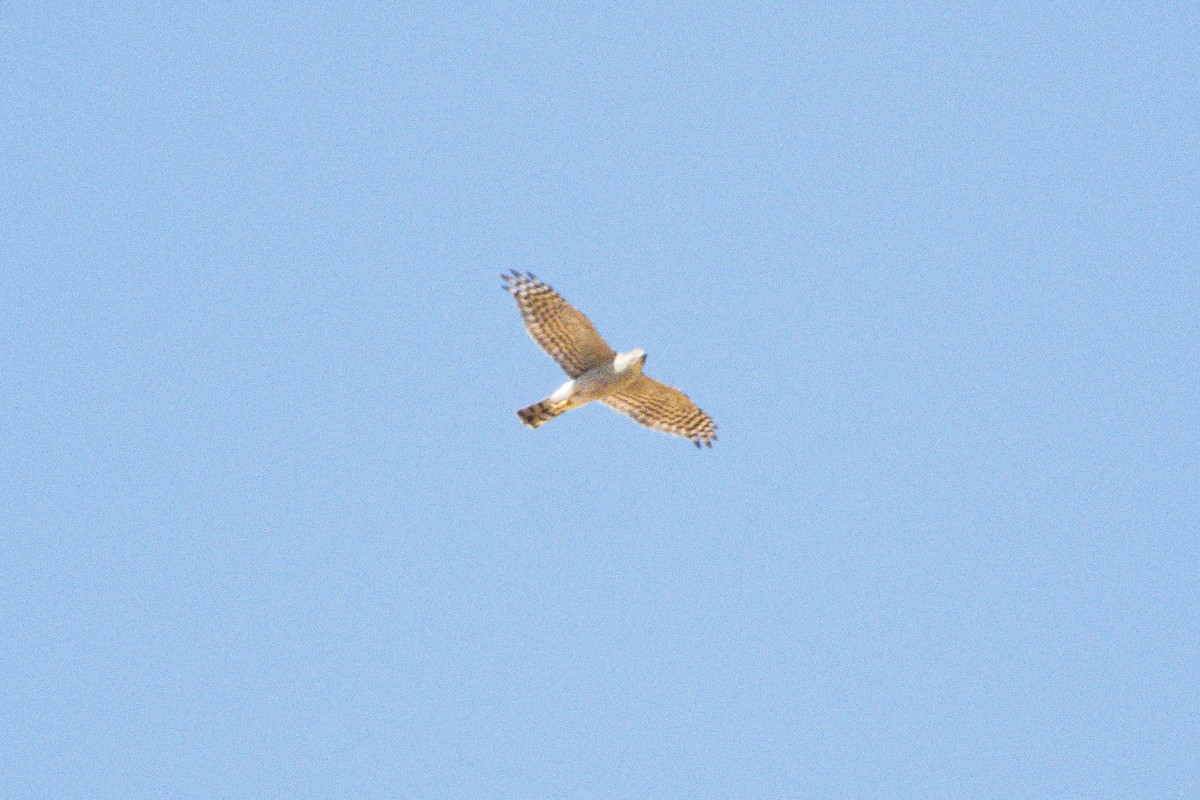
(501, 271, 717, 448)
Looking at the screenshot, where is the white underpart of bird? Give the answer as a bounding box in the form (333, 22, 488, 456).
(546, 348, 645, 406)
(502, 271, 717, 448)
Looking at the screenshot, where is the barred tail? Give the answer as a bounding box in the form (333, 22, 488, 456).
(517, 399, 568, 429)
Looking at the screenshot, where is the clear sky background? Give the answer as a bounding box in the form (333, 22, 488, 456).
(3, 4, 1197, 798)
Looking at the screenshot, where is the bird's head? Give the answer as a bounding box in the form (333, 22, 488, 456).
(615, 348, 647, 374)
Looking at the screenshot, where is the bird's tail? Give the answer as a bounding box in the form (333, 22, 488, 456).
(517, 398, 569, 429)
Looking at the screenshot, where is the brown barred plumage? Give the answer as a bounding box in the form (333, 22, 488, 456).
(516, 399, 568, 428)
(600, 374, 718, 448)
(502, 271, 615, 378)
(502, 272, 717, 448)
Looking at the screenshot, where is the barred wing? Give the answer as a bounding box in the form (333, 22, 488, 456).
(601, 374, 717, 448)
(502, 271, 615, 378)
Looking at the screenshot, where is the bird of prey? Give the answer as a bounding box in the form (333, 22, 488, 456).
(502, 271, 717, 448)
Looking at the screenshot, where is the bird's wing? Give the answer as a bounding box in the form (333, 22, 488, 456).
(601, 373, 717, 448)
(502, 272, 616, 378)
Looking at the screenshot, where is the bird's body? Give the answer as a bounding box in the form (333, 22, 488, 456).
(502, 272, 716, 447)
(517, 348, 646, 427)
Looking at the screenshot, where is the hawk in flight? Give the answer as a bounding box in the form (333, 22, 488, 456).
(502, 271, 717, 448)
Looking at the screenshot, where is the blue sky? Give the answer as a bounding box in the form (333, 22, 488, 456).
(2, 4, 1197, 798)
